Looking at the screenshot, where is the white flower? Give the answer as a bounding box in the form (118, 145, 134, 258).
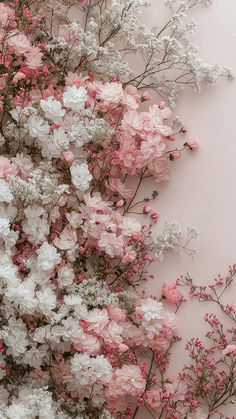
(33, 325, 52, 343)
(97, 82, 123, 104)
(23, 346, 47, 368)
(0, 355, 6, 380)
(36, 242, 61, 271)
(12, 153, 33, 176)
(5, 329, 28, 357)
(0, 217, 10, 237)
(63, 86, 88, 111)
(0, 257, 19, 285)
(36, 288, 57, 312)
(142, 319, 163, 337)
(0, 179, 13, 203)
(26, 115, 50, 139)
(136, 298, 163, 322)
(40, 96, 66, 123)
(5, 280, 38, 313)
(91, 355, 112, 384)
(64, 294, 83, 307)
(22, 216, 49, 244)
(57, 267, 75, 288)
(6, 403, 27, 419)
(70, 162, 92, 191)
(10, 106, 24, 122)
(41, 127, 69, 159)
(24, 205, 45, 218)
(71, 353, 112, 386)
(122, 216, 142, 237)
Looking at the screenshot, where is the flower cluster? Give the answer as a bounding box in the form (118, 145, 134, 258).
(0, 1, 233, 418)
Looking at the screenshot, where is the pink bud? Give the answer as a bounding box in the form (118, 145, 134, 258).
(113, 151, 120, 159)
(62, 151, 74, 163)
(151, 211, 159, 220)
(116, 199, 124, 208)
(170, 151, 181, 160)
(141, 91, 151, 101)
(12, 71, 26, 84)
(186, 139, 199, 150)
(169, 135, 175, 142)
(159, 101, 166, 109)
(119, 344, 129, 353)
(133, 232, 142, 240)
(143, 203, 152, 213)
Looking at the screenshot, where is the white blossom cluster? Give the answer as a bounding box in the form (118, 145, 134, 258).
(8, 168, 65, 205)
(0, 385, 115, 418)
(43, 0, 233, 107)
(153, 220, 199, 260)
(75, 278, 119, 307)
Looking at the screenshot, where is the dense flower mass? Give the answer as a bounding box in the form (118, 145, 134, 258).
(0, 0, 234, 418)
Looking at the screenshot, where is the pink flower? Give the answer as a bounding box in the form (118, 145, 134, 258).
(146, 388, 161, 410)
(109, 365, 146, 396)
(140, 135, 166, 160)
(85, 308, 109, 333)
(162, 282, 183, 304)
(101, 321, 123, 347)
(0, 157, 17, 179)
(124, 85, 137, 96)
(107, 306, 127, 322)
(65, 72, 85, 87)
(0, 77, 6, 90)
(53, 226, 77, 251)
(122, 216, 142, 237)
(148, 156, 170, 182)
(122, 111, 143, 134)
(119, 134, 140, 174)
(142, 105, 172, 136)
(7, 32, 31, 55)
(98, 232, 124, 257)
(106, 178, 132, 200)
(12, 71, 26, 84)
(162, 311, 177, 332)
(11, 153, 33, 178)
(0, 4, 15, 26)
(121, 92, 139, 110)
(222, 344, 236, 356)
(25, 46, 43, 69)
(121, 246, 136, 263)
(62, 150, 74, 163)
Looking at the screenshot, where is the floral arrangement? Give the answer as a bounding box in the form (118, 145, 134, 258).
(0, 0, 234, 418)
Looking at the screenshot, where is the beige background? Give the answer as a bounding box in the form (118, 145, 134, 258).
(140, 1, 236, 417)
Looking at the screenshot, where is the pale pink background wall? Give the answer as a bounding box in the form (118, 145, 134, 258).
(140, 1, 236, 417)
